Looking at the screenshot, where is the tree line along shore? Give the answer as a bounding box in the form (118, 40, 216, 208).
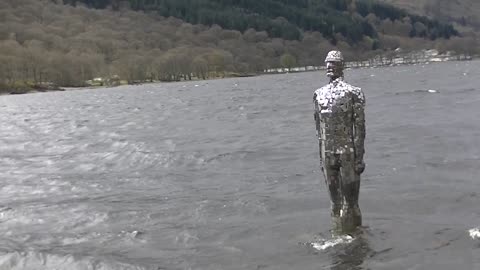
(1, 0, 479, 94)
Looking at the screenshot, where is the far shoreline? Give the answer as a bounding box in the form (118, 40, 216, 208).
(1, 54, 475, 96)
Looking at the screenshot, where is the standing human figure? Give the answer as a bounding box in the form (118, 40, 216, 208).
(313, 50, 366, 234)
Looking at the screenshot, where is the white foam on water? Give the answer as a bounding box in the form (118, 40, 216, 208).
(468, 228, 480, 239)
(311, 235, 355, 250)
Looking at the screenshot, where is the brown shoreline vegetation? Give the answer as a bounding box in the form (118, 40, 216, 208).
(1, 54, 475, 95)
(1, 0, 479, 95)
(0, 82, 65, 95)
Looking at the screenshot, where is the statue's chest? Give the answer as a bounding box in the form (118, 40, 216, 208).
(317, 89, 351, 114)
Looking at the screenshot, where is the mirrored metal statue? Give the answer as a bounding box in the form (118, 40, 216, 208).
(313, 50, 366, 234)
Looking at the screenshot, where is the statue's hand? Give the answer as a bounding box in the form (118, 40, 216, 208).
(355, 161, 365, 174)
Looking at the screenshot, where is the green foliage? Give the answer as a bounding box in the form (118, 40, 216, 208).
(356, 0, 457, 39)
(62, 0, 111, 8)
(63, 0, 458, 44)
(280, 53, 297, 70)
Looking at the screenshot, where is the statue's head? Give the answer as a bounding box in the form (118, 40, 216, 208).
(325, 50, 344, 80)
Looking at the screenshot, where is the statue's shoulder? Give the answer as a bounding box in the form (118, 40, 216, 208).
(340, 81, 363, 97)
(343, 82, 365, 103)
(314, 84, 332, 95)
(313, 84, 332, 103)
(337, 80, 359, 91)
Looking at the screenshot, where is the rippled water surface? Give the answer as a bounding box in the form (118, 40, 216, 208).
(0, 61, 479, 269)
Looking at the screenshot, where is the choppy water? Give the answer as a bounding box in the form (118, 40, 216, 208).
(0, 61, 479, 270)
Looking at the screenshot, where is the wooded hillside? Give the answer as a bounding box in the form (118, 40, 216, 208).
(61, 0, 458, 42)
(381, 0, 480, 31)
(0, 0, 477, 93)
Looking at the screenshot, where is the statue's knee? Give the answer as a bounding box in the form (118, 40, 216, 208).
(324, 164, 340, 176)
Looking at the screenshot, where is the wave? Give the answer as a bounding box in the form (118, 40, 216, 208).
(310, 235, 355, 251)
(469, 228, 480, 240)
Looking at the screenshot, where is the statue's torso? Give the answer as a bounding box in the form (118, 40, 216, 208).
(314, 79, 362, 154)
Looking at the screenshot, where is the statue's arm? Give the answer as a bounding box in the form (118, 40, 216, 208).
(313, 92, 323, 164)
(353, 89, 366, 164)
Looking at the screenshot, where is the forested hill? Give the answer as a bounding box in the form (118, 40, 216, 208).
(0, 0, 475, 93)
(62, 0, 457, 42)
(381, 0, 480, 31)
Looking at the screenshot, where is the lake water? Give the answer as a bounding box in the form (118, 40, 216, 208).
(0, 61, 479, 270)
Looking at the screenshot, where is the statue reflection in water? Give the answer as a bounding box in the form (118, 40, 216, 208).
(313, 50, 366, 234)
(329, 235, 371, 270)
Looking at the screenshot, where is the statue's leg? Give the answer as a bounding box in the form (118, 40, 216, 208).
(338, 153, 362, 233)
(322, 153, 342, 229)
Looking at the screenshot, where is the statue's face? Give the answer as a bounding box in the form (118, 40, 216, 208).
(326, 61, 343, 78)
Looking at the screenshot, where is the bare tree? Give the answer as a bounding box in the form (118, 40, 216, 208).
(280, 53, 297, 71)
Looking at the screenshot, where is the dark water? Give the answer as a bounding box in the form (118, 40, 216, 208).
(0, 61, 479, 270)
